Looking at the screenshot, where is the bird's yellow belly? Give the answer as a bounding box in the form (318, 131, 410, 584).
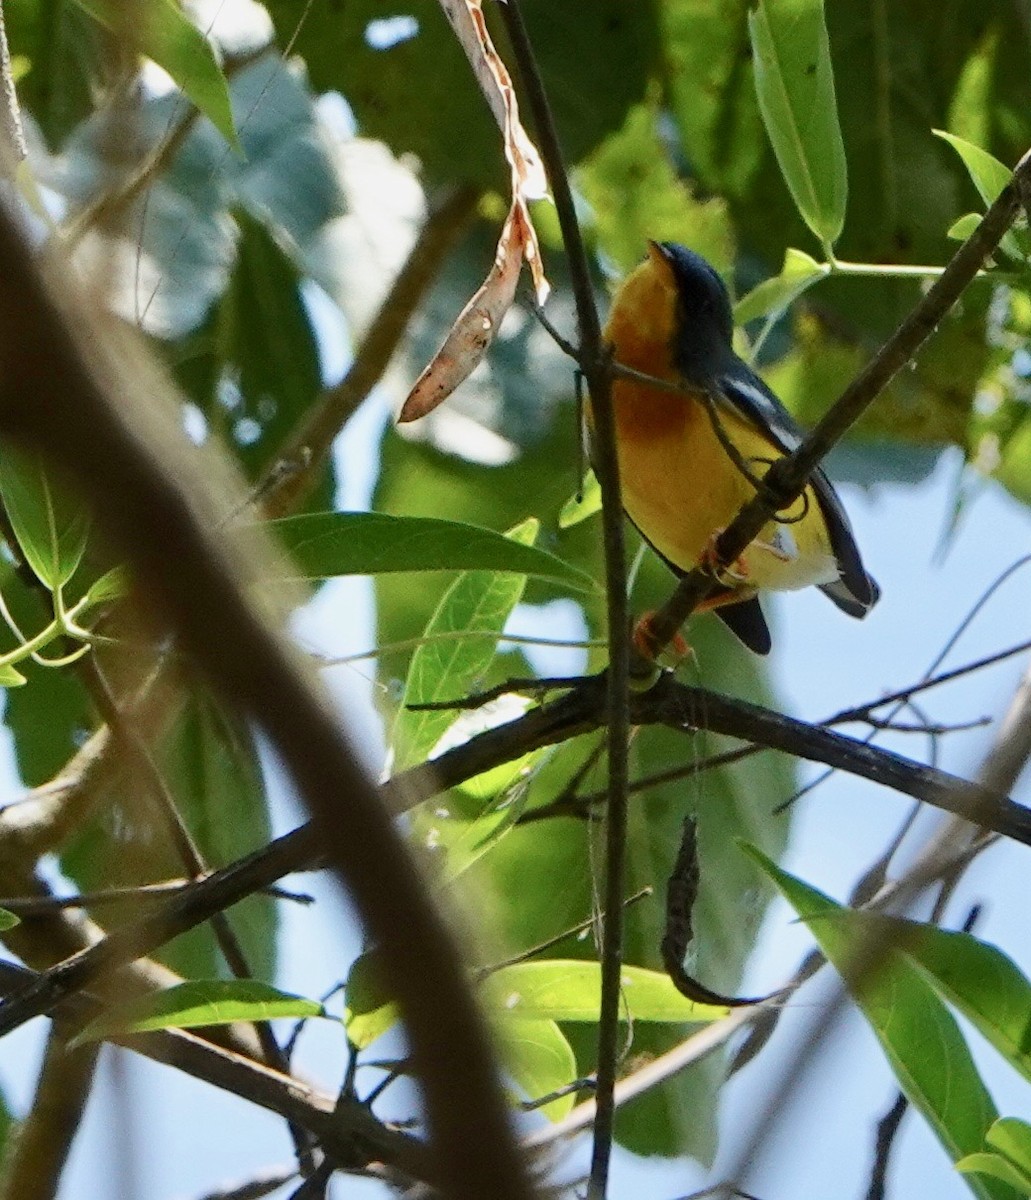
(613, 388, 838, 593)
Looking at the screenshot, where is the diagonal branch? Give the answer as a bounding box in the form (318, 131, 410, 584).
(0, 187, 535, 1200)
(644, 147, 1031, 656)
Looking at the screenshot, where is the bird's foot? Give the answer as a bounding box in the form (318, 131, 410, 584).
(700, 530, 751, 587)
(631, 611, 692, 672)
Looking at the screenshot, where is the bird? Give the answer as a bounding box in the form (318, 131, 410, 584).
(597, 241, 879, 656)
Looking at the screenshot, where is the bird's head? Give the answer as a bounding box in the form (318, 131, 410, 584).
(649, 241, 735, 383)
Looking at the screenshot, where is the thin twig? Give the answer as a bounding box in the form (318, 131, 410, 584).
(0, 880, 311, 915)
(495, 7, 630, 1195)
(0, 959, 433, 1187)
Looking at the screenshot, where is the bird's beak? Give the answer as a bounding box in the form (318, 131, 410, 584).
(647, 240, 674, 277)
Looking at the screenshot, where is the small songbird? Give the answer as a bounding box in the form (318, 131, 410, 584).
(598, 241, 878, 655)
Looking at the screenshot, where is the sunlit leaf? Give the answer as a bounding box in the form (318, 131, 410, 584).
(934, 131, 1023, 260)
(82, 566, 130, 607)
(344, 951, 398, 1050)
(748, 0, 848, 247)
(948, 213, 983, 241)
(483, 961, 727, 1024)
(75, 0, 240, 150)
(559, 470, 601, 529)
(0, 908, 20, 931)
(578, 102, 733, 275)
(499, 1018, 577, 1121)
(72, 980, 322, 1044)
(960, 1119, 1031, 1195)
(266, 512, 594, 593)
(897, 922, 1031, 1087)
(733, 247, 828, 325)
(0, 445, 89, 590)
(958, 1152, 1031, 1193)
(391, 519, 539, 771)
(746, 848, 1008, 1200)
(73, 0, 239, 150)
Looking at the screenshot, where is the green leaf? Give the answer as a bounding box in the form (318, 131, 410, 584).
(174, 211, 323, 490)
(71, 980, 322, 1045)
(414, 706, 544, 884)
(266, 0, 660, 186)
(748, 0, 848, 247)
(73, 0, 239, 150)
(0, 664, 26, 689)
(82, 566, 130, 607)
(0, 908, 20, 931)
(895, 923, 1031, 1087)
(745, 848, 1009, 1200)
(483, 961, 727, 1024)
(958, 1153, 1031, 1193)
(934, 131, 1023, 259)
(499, 1018, 577, 1121)
(733, 247, 829, 325)
(664, 0, 763, 198)
(0, 445, 89, 589)
(391, 519, 540, 772)
(559, 471, 601, 529)
(988, 1121, 1031, 1184)
(60, 695, 276, 982)
(962, 1120, 1031, 1193)
(266, 512, 595, 593)
(948, 213, 983, 241)
(344, 951, 397, 1050)
(577, 101, 733, 275)
(934, 130, 1012, 206)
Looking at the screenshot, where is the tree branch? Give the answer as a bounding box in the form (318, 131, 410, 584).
(0, 1027, 99, 1200)
(0, 193, 535, 1200)
(4, 670, 1029, 1049)
(495, 7, 629, 1194)
(0, 960, 434, 1188)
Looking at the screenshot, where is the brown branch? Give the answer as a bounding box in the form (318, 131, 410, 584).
(0, 195, 535, 1200)
(644, 148, 1031, 656)
(495, 7, 629, 1195)
(0, 959, 433, 1188)
(0, 1027, 99, 1200)
(5, 669, 1030, 1052)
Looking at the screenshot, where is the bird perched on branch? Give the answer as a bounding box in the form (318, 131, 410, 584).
(598, 241, 879, 656)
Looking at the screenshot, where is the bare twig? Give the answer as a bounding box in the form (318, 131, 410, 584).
(494, 7, 629, 1195)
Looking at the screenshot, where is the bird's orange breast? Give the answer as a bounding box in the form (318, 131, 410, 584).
(596, 253, 838, 592)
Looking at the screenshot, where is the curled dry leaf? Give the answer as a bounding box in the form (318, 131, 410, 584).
(399, 0, 551, 423)
(399, 201, 529, 423)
